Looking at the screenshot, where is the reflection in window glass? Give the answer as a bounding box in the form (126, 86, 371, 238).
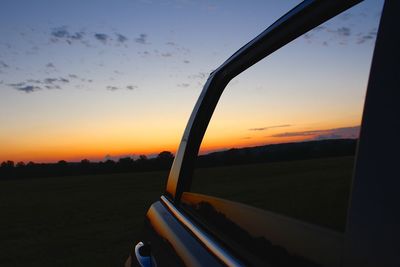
(187, 0, 383, 232)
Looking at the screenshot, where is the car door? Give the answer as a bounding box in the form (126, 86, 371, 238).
(128, 0, 400, 266)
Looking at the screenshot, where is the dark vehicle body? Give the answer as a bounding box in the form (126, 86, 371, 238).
(127, 1, 400, 266)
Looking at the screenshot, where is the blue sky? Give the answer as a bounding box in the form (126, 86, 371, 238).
(0, 0, 383, 162)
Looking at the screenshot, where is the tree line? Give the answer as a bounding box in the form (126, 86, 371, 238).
(0, 151, 174, 180)
(1, 139, 358, 180)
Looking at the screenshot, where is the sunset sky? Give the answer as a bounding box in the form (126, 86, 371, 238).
(0, 0, 383, 163)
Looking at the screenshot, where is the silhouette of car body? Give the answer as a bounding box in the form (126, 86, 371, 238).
(126, 1, 400, 266)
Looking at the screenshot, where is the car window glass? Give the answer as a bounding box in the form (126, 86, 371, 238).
(181, 1, 384, 266)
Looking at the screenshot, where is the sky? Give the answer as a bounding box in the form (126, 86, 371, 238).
(0, 0, 384, 163)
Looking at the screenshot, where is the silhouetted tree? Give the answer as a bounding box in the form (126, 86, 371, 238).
(118, 157, 134, 165)
(157, 151, 174, 160)
(81, 159, 90, 165)
(1, 160, 15, 168)
(156, 151, 174, 169)
(16, 161, 25, 168)
(26, 161, 35, 167)
(138, 155, 148, 161)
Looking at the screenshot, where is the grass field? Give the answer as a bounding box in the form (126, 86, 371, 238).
(0, 156, 354, 266)
(192, 156, 354, 231)
(0, 171, 167, 267)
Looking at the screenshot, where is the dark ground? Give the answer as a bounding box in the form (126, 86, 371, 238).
(0, 156, 353, 266)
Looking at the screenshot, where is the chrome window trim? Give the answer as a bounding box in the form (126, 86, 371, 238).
(160, 195, 244, 267)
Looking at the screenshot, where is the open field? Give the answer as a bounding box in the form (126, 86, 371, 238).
(0, 171, 167, 267)
(192, 156, 354, 231)
(0, 156, 353, 266)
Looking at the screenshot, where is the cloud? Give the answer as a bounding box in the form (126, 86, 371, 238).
(26, 79, 42, 84)
(44, 85, 60, 90)
(126, 85, 138, 90)
(269, 126, 360, 140)
(302, 23, 381, 46)
(17, 85, 41, 93)
(50, 26, 85, 44)
(336, 27, 351, 37)
(8, 82, 41, 93)
(49, 26, 132, 47)
(106, 85, 119, 91)
(0, 61, 9, 68)
(116, 33, 128, 43)
(43, 77, 69, 84)
(51, 26, 69, 38)
(70, 32, 84, 40)
(249, 124, 291, 131)
(94, 33, 109, 44)
(357, 29, 377, 44)
(135, 33, 148, 44)
(44, 78, 58, 84)
(7, 75, 85, 93)
(46, 62, 55, 68)
(357, 34, 374, 44)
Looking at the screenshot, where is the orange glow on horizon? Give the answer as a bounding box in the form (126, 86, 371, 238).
(0, 124, 360, 163)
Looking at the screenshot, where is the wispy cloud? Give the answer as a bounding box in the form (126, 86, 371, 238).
(357, 28, 377, 44)
(126, 85, 138, 90)
(303, 15, 377, 46)
(8, 82, 41, 93)
(116, 33, 128, 43)
(335, 26, 351, 37)
(161, 52, 172, 57)
(49, 26, 131, 47)
(0, 61, 9, 68)
(106, 85, 119, 91)
(51, 26, 69, 38)
(44, 78, 58, 84)
(26, 79, 42, 84)
(17, 85, 41, 93)
(269, 126, 360, 140)
(50, 26, 85, 45)
(135, 33, 148, 44)
(8, 76, 72, 92)
(249, 124, 291, 131)
(94, 33, 109, 44)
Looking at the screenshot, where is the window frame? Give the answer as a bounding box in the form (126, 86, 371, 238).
(159, 0, 400, 265)
(165, 0, 362, 202)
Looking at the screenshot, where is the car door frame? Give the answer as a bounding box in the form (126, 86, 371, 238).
(144, 0, 400, 266)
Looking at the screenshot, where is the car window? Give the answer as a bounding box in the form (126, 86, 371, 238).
(180, 1, 384, 266)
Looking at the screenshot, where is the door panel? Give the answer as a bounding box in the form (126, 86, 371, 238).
(140, 200, 225, 267)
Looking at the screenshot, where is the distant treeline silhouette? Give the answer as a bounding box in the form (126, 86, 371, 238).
(0, 151, 174, 180)
(196, 139, 357, 168)
(0, 139, 357, 180)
